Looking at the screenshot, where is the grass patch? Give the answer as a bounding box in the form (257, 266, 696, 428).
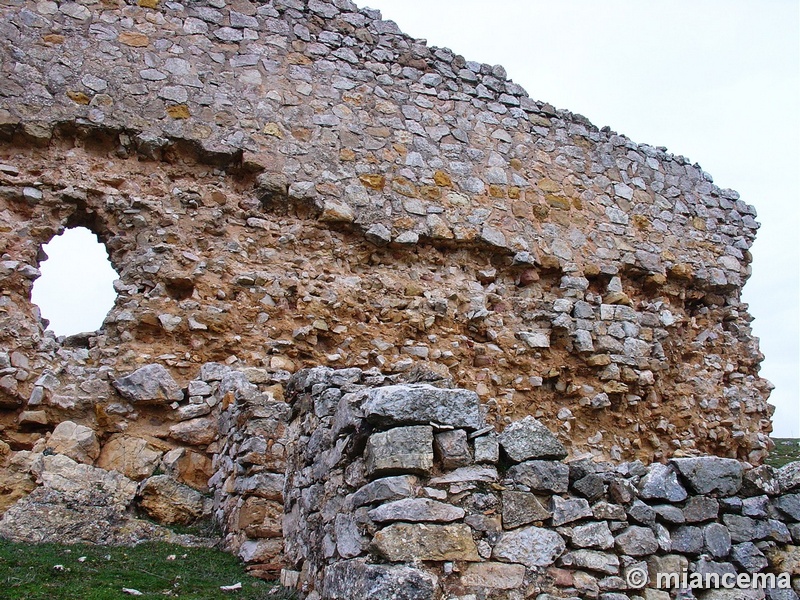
(767, 438, 800, 468)
(0, 540, 296, 599)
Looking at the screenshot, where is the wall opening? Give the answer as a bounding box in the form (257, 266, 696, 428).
(31, 227, 119, 337)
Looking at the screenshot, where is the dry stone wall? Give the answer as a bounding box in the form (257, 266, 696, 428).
(283, 368, 800, 600)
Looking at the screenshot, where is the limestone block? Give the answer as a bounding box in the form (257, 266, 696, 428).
(168, 417, 217, 446)
(614, 525, 659, 556)
(47, 420, 100, 464)
(361, 385, 482, 429)
(671, 457, 744, 496)
(499, 416, 567, 462)
(433, 429, 471, 469)
(238, 497, 283, 539)
(323, 559, 437, 600)
(560, 549, 620, 574)
(460, 562, 525, 589)
(372, 523, 480, 562)
(335, 513, 367, 559)
(137, 475, 211, 525)
(551, 496, 593, 526)
(160, 447, 213, 491)
(638, 463, 688, 502)
(501, 490, 551, 529)
(238, 538, 283, 564)
(349, 475, 417, 508)
(493, 525, 565, 567)
(473, 433, 500, 463)
(97, 436, 162, 481)
(368, 498, 465, 523)
(570, 521, 615, 549)
(18, 410, 48, 426)
(508, 460, 569, 493)
(365, 426, 433, 477)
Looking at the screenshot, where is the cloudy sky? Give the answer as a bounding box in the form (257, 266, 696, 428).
(31, 1, 798, 437)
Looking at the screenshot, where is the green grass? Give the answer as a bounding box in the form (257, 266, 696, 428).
(767, 438, 800, 469)
(0, 540, 297, 600)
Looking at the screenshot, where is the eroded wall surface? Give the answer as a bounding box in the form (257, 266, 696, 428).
(0, 0, 773, 472)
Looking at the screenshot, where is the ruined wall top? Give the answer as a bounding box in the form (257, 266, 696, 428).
(0, 0, 772, 463)
(1, 0, 758, 279)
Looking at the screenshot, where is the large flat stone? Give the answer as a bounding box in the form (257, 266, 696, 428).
(508, 460, 569, 493)
(560, 549, 620, 574)
(429, 465, 498, 485)
(112, 364, 183, 404)
(670, 457, 744, 496)
(461, 562, 525, 589)
(350, 475, 417, 508)
(361, 384, 482, 429)
(493, 525, 565, 567)
(369, 498, 465, 523)
(372, 523, 480, 561)
(499, 416, 567, 462)
(365, 426, 434, 477)
(323, 558, 437, 600)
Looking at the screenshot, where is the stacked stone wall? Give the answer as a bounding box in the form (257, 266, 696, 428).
(283, 367, 800, 599)
(209, 362, 290, 578)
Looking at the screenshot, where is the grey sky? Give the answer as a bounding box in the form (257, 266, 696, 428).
(31, 1, 799, 437)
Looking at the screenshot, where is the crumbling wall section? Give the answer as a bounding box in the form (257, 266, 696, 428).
(0, 0, 773, 467)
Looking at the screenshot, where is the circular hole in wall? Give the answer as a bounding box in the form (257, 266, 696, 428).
(31, 227, 119, 337)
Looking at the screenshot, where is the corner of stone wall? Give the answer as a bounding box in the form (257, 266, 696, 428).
(281, 367, 800, 600)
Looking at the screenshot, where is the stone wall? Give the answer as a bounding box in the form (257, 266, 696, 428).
(0, 0, 773, 468)
(0, 1, 787, 594)
(282, 368, 799, 599)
